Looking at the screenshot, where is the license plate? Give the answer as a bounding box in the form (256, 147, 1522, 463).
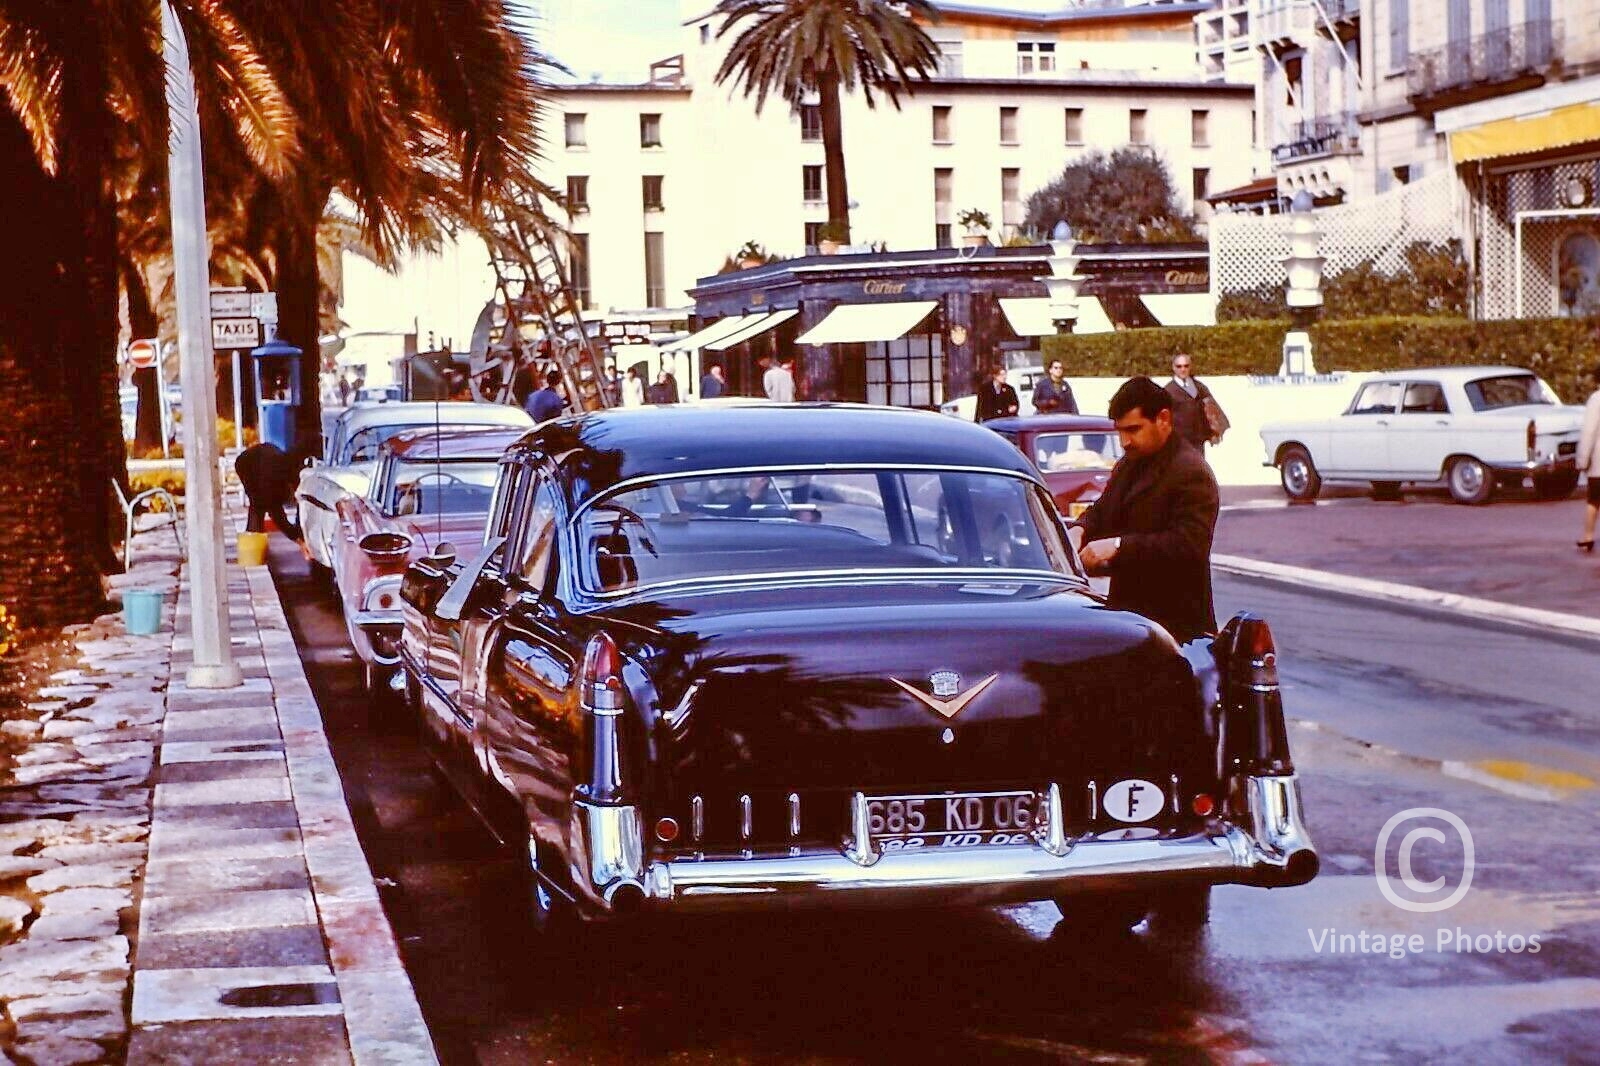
(1068, 501, 1091, 519)
(867, 790, 1039, 851)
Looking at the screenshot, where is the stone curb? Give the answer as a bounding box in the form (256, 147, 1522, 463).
(1213, 553, 1600, 643)
(241, 559, 437, 1065)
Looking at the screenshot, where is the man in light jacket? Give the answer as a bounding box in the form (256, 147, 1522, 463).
(1577, 363, 1600, 552)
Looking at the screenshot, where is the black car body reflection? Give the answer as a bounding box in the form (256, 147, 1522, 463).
(398, 403, 1316, 934)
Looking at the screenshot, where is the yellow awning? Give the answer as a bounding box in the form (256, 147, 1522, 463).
(998, 297, 1115, 336)
(664, 315, 758, 352)
(1140, 293, 1217, 327)
(704, 309, 798, 351)
(1449, 99, 1600, 164)
(796, 301, 937, 345)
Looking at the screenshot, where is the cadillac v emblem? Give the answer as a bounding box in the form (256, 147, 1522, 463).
(891, 670, 998, 720)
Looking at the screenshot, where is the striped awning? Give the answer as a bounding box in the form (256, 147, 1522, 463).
(796, 301, 937, 345)
(663, 315, 758, 352)
(1449, 99, 1600, 164)
(704, 309, 799, 351)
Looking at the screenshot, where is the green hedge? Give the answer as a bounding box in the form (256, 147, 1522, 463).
(1044, 316, 1600, 402)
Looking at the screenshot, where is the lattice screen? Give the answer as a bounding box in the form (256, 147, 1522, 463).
(1211, 171, 1458, 295)
(1474, 156, 1600, 320)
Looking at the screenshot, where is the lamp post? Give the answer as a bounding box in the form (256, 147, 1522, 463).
(1280, 190, 1325, 379)
(1044, 221, 1084, 334)
(163, 0, 241, 689)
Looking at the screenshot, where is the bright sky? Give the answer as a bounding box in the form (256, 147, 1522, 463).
(535, 0, 1077, 82)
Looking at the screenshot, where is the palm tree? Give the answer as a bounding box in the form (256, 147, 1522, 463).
(712, 0, 940, 245)
(0, 1, 549, 629)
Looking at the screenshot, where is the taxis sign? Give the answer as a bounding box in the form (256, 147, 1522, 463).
(211, 316, 262, 350)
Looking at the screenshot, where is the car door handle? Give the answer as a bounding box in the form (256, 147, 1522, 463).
(1374, 419, 1390, 426)
(1434, 419, 1450, 426)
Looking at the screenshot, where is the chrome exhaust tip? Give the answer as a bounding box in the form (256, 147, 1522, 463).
(605, 880, 647, 915)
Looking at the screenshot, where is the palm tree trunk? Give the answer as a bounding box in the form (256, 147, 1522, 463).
(125, 263, 165, 453)
(273, 184, 328, 455)
(819, 67, 851, 244)
(0, 115, 109, 628)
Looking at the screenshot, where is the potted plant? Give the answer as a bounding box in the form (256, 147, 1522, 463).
(736, 240, 767, 270)
(816, 219, 850, 255)
(957, 208, 991, 247)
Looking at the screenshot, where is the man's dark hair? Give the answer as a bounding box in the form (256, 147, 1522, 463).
(545, 367, 562, 386)
(1108, 376, 1173, 421)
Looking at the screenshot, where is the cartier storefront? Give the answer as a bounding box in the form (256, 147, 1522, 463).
(680, 243, 1212, 408)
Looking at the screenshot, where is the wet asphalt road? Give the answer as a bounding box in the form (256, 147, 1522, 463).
(267, 535, 1600, 1065)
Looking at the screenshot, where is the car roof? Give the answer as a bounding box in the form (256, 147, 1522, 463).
(383, 426, 529, 461)
(511, 403, 1040, 499)
(336, 401, 533, 435)
(1366, 366, 1536, 382)
(981, 414, 1115, 433)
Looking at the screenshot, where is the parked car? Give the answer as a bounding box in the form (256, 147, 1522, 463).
(297, 400, 533, 576)
(1260, 367, 1585, 504)
(397, 403, 1316, 940)
(980, 414, 1122, 521)
(331, 427, 527, 699)
(939, 365, 1043, 421)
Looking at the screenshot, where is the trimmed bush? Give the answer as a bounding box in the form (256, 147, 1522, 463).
(1045, 315, 1600, 401)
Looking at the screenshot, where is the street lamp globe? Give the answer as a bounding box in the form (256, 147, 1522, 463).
(1052, 220, 1072, 242)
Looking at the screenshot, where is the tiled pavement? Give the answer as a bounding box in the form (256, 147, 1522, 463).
(124, 531, 435, 1064)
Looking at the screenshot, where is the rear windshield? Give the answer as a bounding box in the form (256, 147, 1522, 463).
(1463, 375, 1555, 411)
(386, 459, 498, 516)
(579, 468, 1078, 594)
(344, 423, 503, 463)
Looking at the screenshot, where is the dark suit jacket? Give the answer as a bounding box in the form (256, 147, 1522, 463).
(234, 444, 299, 510)
(975, 382, 1020, 422)
(1032, 377, 1077, 415)
(1078, 434, 1219, 642)
(1164, 378, 1216, 450)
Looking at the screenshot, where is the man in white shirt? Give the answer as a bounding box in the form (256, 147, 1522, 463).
(764, 355, 796, 402)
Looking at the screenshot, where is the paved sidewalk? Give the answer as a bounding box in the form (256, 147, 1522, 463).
(0, 515, 435, 1064)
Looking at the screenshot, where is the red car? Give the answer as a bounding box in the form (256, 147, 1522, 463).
(979, 415, 1122, 520)
(333, 426, 528, 698)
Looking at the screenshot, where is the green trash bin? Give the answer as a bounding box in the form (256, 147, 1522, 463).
(123, 588, 165, 635)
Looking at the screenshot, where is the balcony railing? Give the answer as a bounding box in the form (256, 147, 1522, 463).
(1271, 116, 1361, 165)
(1407, 20, 1561, 105)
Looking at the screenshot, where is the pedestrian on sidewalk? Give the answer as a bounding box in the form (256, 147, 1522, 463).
(764, 355, 796, 402)
(622, 366, 645, 407)
(1577, 363, 1600, 553)
(235, 442, 308, 551)
(648, 369, 680, 404)
(701, 363, 726, 399)
(524, 367, 568, 422)
(1076, 376, 1220, 642)
(975, 364, 1020, 422)
(1032, 358, 1078, 415)
(1164, 353, 1228, 450)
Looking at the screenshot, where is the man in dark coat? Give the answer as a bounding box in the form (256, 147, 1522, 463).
(1076, 376, 1219, 643)
(1032, 358, 1078, 415)
(1163, 352, 1222, 451)
(974, 364, 1019, 422)
(700, 364, 725, 399)
(235, 442, 306, 544)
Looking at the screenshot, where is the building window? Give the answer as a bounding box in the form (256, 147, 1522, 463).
(1392, 164, 1412, 187)
(642, 175, 664, 211)
(999, 106, 1019, 145)
(932, 105, 952, 144)
(1001, 168, 1022, 227)
(866, 333, 944, 409)
(566, 175, 589, 213)
(1064, 107, 1083, 145)
(1017, 41, 1056, 75)
(1191, 110, 1209, 148)
(644, 231, 666, 307)
(564, 113, 587, 148)
(1129, 108, 1147, 145)
(805, 221, 824, 250)
(801, 104, 822, 142)
(1192, 167, 1210, 204)
(1388, 0, 1409, 75)
(570, 233, 591, 310)
(934, 166, 953, 226)
(699, 23, 710, 45)
(640, 113, 662, 148)
(935, 223, 952, 249)
(934, 40, 962, 78)
(803, 164, 824, 204)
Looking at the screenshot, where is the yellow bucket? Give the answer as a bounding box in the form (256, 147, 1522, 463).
(237, 531, 269, 567)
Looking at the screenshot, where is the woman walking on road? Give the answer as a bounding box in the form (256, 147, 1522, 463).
(1577, 364, 1600, 553)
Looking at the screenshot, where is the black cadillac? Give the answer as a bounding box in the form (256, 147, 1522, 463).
(397, 403, 1316, 935)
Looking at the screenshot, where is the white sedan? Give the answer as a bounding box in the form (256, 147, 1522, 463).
(1260, 366, 1584, 505)
(297, 400, 532, 574)
(939, 365, 1043, 421)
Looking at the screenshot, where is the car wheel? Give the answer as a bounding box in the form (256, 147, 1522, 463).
(1279, 446, 1321, 501)
(1447, 457, 1494, 505)
(1370, 481, 1404, 501)
(1533, 470, 1579, 501)
(1053, 890, 1148, 941)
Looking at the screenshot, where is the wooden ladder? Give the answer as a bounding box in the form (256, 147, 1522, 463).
(475, 195, 613, 411)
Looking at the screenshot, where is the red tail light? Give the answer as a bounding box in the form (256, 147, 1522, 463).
(1236, 617, 1279, 689)
(581, 633, 626, 710)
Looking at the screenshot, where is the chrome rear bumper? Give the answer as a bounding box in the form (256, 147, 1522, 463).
(570, 774, 1317, 915)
